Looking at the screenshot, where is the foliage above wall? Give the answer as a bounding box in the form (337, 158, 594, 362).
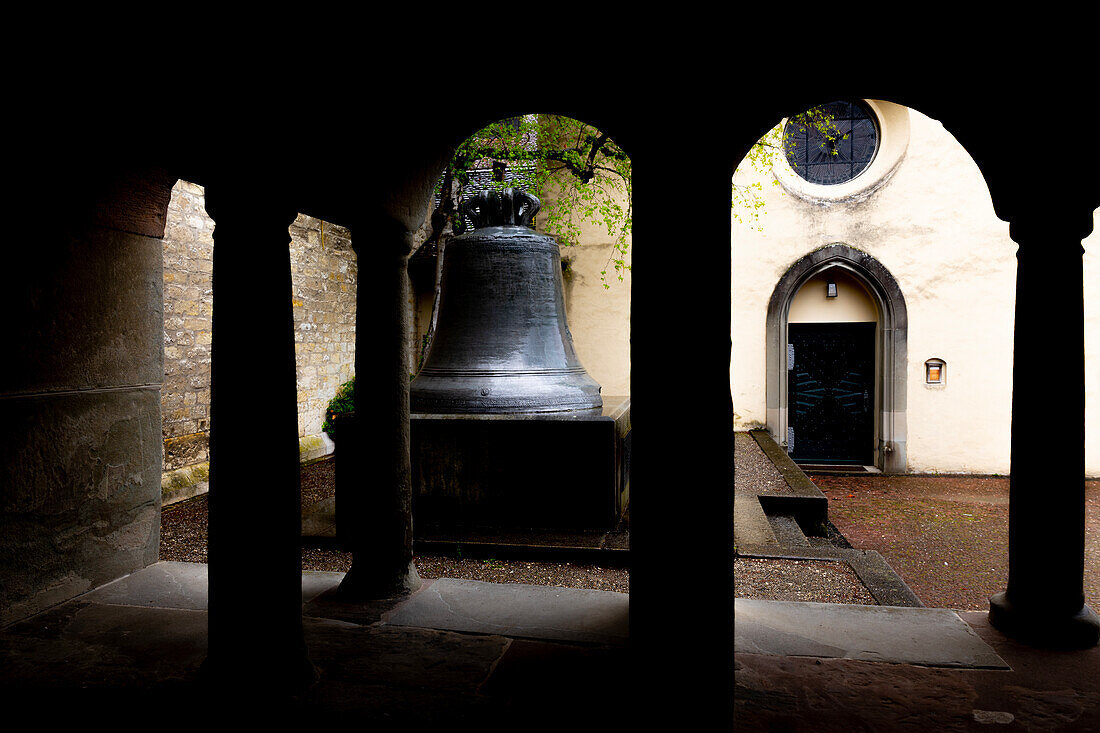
(321, 377, 355, 440)
(423, 114, 632, 288)
(420, 109, 845, 287)
(733, 106, 847, 229)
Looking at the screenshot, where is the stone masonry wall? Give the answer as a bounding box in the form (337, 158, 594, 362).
(162, 181, 214, 473)
(160, 180, 356, 499)
(289, 213, 357, 438)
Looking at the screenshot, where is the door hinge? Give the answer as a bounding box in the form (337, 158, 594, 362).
(787, 343, 795, 370)
(786, 426, 795, 453)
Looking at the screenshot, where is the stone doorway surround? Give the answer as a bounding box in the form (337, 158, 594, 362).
(766, 244, 908, 473)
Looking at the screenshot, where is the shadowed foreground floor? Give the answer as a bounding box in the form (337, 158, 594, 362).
(737, 607, 1100, 731)
(0, 561, 632, 726)
(4, 559, 1098, 730)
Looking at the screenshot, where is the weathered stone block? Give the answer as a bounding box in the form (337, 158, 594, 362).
(12, 229, 163, 393)
(410, 397, 630, 531)
(0, 388, 161, 625)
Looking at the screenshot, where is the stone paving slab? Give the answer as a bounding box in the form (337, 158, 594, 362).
(70, 564, 629, 647)
(81, 560, 210, 610)
(383, 577, 629, 645)
(79, 561, 349, 609)
(735, 598, 1009, 669)
(302, 570, 344, 603)
(301, 495, 337, 538)
(1, 602, 208, 686)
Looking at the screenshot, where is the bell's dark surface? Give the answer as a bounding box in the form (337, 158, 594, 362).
(410, 188, 603, 414)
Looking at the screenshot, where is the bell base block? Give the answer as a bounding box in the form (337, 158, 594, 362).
(411, 396, 630, 532)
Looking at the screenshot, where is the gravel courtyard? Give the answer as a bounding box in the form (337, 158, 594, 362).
(160, 451, 1099, 611)
(811, 473, 1100, 611)
(159, 455, 630, 593)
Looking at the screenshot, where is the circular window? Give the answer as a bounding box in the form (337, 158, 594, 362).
(783, 101, 879, 186)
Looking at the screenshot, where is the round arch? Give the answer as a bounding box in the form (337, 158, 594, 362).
(765, 243, 908, 473)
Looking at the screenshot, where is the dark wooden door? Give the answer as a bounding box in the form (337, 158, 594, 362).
(788, 322, 875, 465)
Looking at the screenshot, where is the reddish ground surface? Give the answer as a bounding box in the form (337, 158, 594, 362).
(811, 474, 1100, 611)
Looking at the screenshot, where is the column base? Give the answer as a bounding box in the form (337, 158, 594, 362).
(989, 591, 1100, 649)
(336, 558, 422, 600)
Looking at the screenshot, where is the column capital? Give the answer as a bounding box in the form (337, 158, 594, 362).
(1009, 207, 1093, 257)
(203, 177, 298, 231)
(349, 217, 419, 260)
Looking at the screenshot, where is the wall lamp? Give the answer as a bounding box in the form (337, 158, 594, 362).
(925, 358, 946, 385)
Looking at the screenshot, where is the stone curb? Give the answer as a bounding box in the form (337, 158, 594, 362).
(734, 493, 779, 548)
(748, 429, 828, 529)
(162, 433, 335, 507)
(735, 544, 924, 608)
(161, 462, 209, 507)
(413, 540, 631, 569)
(300, 533, 633, 569)
(739, 429, 922, 608)
(299, 432, 335, 463)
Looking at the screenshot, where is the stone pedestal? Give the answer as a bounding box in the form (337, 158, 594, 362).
(411, 396, 630, 532)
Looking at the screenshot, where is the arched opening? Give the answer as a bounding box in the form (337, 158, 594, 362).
(732, 96, 1022, 479)
(8, 73, 1100, 726)
(787, 267, 879, 466)
(766, 244, 908, 472)
(401, 111, 633, 617)
(158, 181, 358, 512)
(409, 112, 632, 399)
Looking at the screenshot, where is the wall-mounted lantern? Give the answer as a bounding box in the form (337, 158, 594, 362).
(925, 358, 946, 385)
(826, 279, 838, 298)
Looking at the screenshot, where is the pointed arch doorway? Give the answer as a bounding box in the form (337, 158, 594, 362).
(766, 244, 908, 473)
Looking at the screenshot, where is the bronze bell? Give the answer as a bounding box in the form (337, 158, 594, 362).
(410, 188, 602, 414)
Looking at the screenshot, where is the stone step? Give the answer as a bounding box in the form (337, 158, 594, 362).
(767, 514, 810, 547)
(734, 494, 778, 548)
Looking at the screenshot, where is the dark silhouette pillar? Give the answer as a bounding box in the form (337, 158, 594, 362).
(629, 145, 735, 726)
(336, 218, 422, 599)
(989, 209, 1099, 648)
(202, 179, 316, 692)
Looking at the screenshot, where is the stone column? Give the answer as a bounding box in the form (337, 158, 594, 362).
(628, 150, 735, 725)
(989, 212, 1099, 648)
(202, 180, 315, 691)
(336, 220, 422, 599)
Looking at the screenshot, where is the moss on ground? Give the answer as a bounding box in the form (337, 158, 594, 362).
(813, 475, 1100, 612)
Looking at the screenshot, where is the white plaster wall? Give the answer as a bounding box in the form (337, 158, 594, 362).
(515, 105, 1097, 474)
(732, 101, 1019, 474)
(1085, 209, 1099, 477)
(789, 270, 879, 323)
(538, 175, 632, 398)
